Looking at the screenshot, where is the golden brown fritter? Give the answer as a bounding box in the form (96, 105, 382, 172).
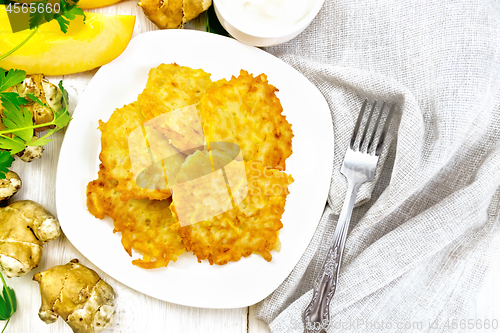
(138, 63, 212, 121)
(137, 64, 212, 152)
(87, 64, 294, 269)
(169, 149, 235, 228)
(199, 70, 294, 170)
(144, 104, 205, 153)
(171, 160, 293, 265)
(98, 102, 185, 201)
(87, 165, 185, 269)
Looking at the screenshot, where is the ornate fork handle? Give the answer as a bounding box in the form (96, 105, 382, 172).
(303, 181, 361, 333)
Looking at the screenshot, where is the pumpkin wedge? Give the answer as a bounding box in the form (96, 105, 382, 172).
(0, 8, 135, 75)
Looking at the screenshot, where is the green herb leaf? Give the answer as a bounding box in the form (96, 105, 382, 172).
(29, 0, 85, 33)
(0, 69, 26, 93)
(0, 136, 27, 155)
(54, 108, 72, 128)
(0, 271, 16, 333)
(2, 103, 34, 143)
(59, 80, 69, 106)
(0, 92, 28, 113)
(63, 3, 85, 21)
(0, 151, 14, 180)
(28, 1, 45, 29)
(55, 15, 71, 33)
(29, 126, 58, 146)
(26, 92, 44, 107)
(29, 0, 50, 29)
(56, 5, 85, 33)
(55, 81, 72, 128)
(0, 287, 15, 321)
(0, 92, 28, 108)
(28, 135, 53, 146)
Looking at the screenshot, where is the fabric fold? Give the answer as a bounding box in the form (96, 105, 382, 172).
(256, 0, 500, 331)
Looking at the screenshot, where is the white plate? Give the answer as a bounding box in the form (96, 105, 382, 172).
(56, 30, 333, 309)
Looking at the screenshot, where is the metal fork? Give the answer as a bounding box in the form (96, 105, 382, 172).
(303, 100, 396, 333)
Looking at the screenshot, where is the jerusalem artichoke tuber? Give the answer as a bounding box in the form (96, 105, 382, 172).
(34, 259, 116, 333)
(0, 200, 60, 277)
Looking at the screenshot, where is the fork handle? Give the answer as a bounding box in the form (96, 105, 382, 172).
(303, 181, 360, 333)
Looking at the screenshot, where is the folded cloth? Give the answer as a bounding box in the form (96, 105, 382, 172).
(256, 0, 500, 332)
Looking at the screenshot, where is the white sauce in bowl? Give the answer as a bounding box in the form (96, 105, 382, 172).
(220, 0, 312, 36)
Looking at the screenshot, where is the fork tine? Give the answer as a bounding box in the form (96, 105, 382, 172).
(367, 102, 386, 153)
(359, 101, 377, 151)
(375, 104, 396, 156)
(350, 99, 368, 150)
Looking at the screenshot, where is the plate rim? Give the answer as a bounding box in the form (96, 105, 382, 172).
(56, 29, 334, 308)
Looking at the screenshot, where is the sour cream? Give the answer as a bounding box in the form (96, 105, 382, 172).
(220, 0, 312, 36)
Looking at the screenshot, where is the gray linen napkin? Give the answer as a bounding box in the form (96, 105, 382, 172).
(256, 0, 500, 332)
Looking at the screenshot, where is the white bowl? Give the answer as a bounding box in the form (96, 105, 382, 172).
(213, 0, 325, 47)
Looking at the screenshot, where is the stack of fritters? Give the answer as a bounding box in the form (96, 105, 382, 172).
(86, 63, 294, 269)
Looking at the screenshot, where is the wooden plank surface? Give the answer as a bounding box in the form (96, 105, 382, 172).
(2, 1, 498, 332)
(3, 3, 251, 333)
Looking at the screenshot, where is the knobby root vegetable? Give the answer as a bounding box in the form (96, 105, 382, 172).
(33, 259, 116, 333)
(12, 74, 64, 132)
(0, 200, 60, 277)
(0, 171, 21, 202)
(138, 0, 211, 29)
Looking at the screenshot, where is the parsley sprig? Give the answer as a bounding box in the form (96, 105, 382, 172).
(25, 82, 72, 146)
(29, 0, 85, 33)
(0, 271, 16, 333)
(0, 68, 72, 178)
